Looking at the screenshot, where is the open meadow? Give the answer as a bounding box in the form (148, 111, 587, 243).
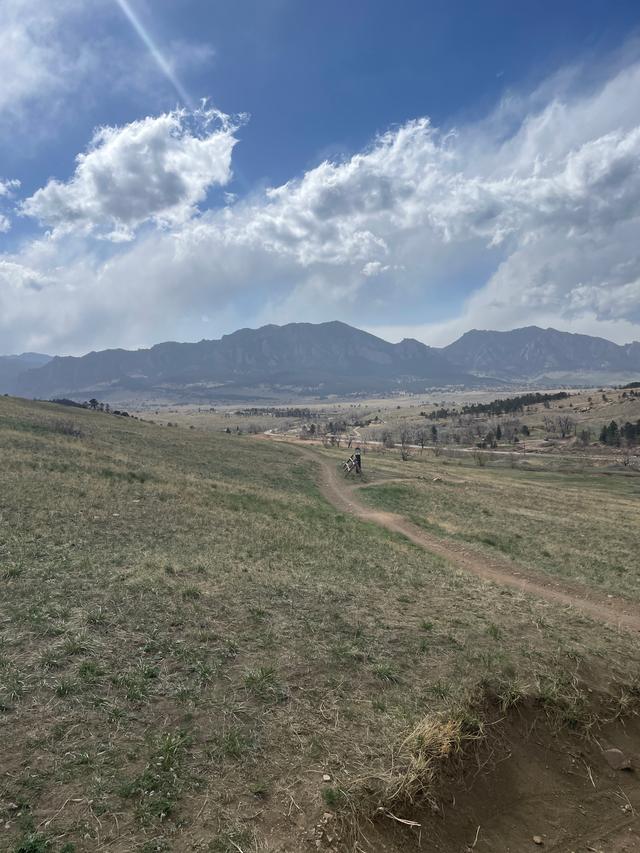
(2, 396, 640, 852)
(352, 447, 640, 600)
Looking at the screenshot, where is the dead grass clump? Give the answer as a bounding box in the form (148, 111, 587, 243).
(387, 712, 483, 807)
(343, 707, 484, 825)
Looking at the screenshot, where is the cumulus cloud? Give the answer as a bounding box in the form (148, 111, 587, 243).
(4, 52, 640, 354)
(214, 116, 640, 267)
(21, 107, 241, 240)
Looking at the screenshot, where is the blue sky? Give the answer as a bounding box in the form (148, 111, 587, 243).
(2, 0, 640, 354)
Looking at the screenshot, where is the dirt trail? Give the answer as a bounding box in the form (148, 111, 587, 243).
(283, 441, 640, 634)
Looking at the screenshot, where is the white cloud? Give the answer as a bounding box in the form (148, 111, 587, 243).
(0, 178, 20, 233)
(0, 259, 49, 290)
(177, 109, 640, 286)
(0, 0, 216, 143)
(22, 107, 241, 240)
(0, 0, 93, 118)
(4, 52, 640, 354)
(0, 179, 20, 197)
(362, 261, 391, 277)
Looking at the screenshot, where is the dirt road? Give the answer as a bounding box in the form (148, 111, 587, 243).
(284, 440, 640, 634)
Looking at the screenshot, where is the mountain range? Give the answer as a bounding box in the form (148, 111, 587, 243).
(6, 322, 474, 400)
(3, 322, 640, 401)
(442, 326, 640, 384)
(0, 353, 52, 391)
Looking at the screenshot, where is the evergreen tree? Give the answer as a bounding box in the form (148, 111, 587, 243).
(622, 421, 640, 445)
(605, 420, 620, 446)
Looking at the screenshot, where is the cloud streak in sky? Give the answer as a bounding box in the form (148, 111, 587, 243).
(0, 0, 215, 142)
(113, 0, 194, 108)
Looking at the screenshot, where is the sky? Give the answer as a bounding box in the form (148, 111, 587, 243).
(2, 0, 640, 356)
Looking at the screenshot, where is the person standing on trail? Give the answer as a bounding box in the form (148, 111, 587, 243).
(354, 446, 362, 473)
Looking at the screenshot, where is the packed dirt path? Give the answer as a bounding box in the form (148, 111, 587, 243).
(274, 439, 640, 634)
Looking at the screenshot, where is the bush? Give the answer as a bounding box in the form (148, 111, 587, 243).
(54, 420, 83, 438)
(381, 430, 395, 449)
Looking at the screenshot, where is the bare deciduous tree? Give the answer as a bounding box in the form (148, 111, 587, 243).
(399, 427, 414, 461)
(381, 430, 395, 449)
(415, 428, 428, 454)
(542, 415, 556, 434)
(556, 415, 576, 438)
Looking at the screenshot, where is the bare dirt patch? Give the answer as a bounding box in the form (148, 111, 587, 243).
(351, 702, 640, 853)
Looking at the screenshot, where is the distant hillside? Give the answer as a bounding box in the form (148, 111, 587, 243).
(441, 326, 640, 383)
(14, 322, 478, 400)
(0, 353, 51, 393)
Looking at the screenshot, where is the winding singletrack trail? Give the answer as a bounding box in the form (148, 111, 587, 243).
(279, 440, 640, 634)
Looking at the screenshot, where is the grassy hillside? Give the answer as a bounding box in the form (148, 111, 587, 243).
(1, 397, 640, 853)
(356, 450, 640, 599)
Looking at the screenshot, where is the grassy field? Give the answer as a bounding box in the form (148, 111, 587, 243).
(2, 397, 640, 852)
(355, 447, 640, 600)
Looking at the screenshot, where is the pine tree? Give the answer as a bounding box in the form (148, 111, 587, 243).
(606, 420, 620, 446)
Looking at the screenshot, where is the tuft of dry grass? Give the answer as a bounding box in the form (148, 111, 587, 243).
(364, 710, 483, 813)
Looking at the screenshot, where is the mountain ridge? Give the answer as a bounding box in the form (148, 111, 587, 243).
(10, 321, 477, 400)
(0, 353, 52, 393)
(442, 325, 640, 381)
(5, 322, 640, 401)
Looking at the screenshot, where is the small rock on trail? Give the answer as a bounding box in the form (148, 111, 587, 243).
(603, 747, 633, 770)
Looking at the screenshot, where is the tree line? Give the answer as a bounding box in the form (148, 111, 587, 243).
(234, 407, 315, 418)
(599, 419, 640, 447)
(51, 398, 132, 418)
(420, 391, 570, 420)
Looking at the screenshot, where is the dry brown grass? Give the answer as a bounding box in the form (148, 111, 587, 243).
(354, 710, 483, 814)
(354, 444, 640, 599)
(2, 396, 640, 853)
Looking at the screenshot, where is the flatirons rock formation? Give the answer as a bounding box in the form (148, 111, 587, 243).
(9, 321, 477, 399)
(6, 322, 640, 401)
